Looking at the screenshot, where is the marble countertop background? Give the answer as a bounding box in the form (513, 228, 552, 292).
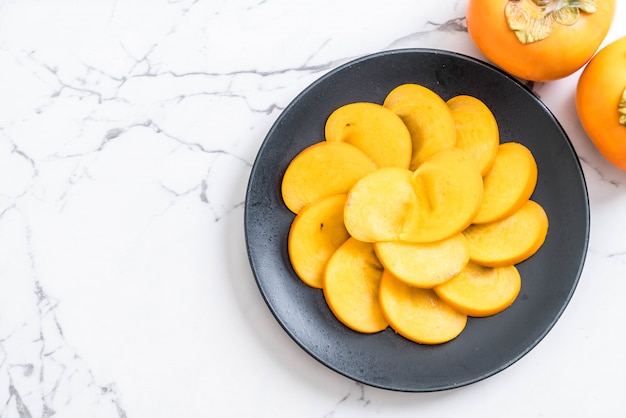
(1, 1, 625, 417)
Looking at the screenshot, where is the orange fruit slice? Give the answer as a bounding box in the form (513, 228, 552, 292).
(434, 262, 521, 317)
(374, 234, 469, 288)
(344, 148, 484, 244)
(343, 167, 423, 243)
(473, 142, 538, 224)
(281, 141, 376, 213)
(325, 102, 412, 169)
(463, 200, 549, 267)
(446, 94, 500, 176)
(379, 270, 467, 345)
(288, 194, 350, 288)
(383, 84, 457, 170)
(323, 238, 388, 333)
(409, 147, 484, 242)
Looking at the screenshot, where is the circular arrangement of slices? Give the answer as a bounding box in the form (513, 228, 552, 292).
(281, 84, 549, 345)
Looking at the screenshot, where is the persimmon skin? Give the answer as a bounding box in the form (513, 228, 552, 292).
(467, 0, 616, 81)
(576, 36, 626, 171)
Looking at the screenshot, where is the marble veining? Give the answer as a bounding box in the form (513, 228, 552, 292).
(1, 0, 625, 417)
(0, 214, 126, 417)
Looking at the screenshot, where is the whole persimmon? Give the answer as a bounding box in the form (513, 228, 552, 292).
(467, 0, 616, 81)
(576, 36, 626, 171)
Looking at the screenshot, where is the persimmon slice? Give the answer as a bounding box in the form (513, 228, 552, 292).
(323, 238, 388, 333)
(374, 234, 469, 288)
(343, 167, 424, 243)
(281, 141, 377, 213)
(434, 262, 521, 317)
(446, 95, 500, 176)
(288, 194, 350, 289)
(345, 149, 483, 244)
(463, 200, 549, 267)
(409, 147, 484, 242)
(473, 142, 538, 224)
(383, 84, 457, 170)
(324, 102, 412, 169)
(379, 270, 467, 345)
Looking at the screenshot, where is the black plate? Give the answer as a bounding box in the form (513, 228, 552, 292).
(244, 49, 590, 392)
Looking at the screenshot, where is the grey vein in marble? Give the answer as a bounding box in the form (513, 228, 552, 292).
(0, 218, 127, 417)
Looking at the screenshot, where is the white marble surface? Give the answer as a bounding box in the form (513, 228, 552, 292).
(1, 1, 625, 417)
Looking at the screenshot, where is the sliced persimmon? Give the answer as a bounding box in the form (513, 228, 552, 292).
(281, 141, 377, 213)
(383, 84, 457, 170)
(343, 167, 424, 243)
(288, 194, 350, 289)
(463, 200, 549, 267)
(374, 234, 469, 288)
(446, 95, 499, 176)
(379, 270, 467, 345)
(344, 149, 483, 244)
(472, 142, 538, 224)
(434, 262, 521, 317)
(409, 147, 484, 242)
(324, 102, 412, 169)
(323, 238, 388, 333)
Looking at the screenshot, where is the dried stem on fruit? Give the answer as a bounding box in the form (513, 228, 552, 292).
(505, 0, 597, 44)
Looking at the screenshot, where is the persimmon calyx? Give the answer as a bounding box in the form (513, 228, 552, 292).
(505, 0, 597, 44)
(617, 88, 626, 127)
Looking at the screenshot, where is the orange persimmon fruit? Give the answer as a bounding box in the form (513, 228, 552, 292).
(374, 233, 470, 288)
(383, 84, 457, 169)
(344, 148, 483, 244)
(323, 238, 388, 333)
(281, 141, 376, 213)
(325, 102, 412, 169)
(434, 262, 521, 317)
(463, 200, 548, 267)
(379, 270, 467, 345)
(473, 142, 538, 224)
(446, 94, 500, 176)
(467, 0, 616, 81)
(288, 194, 350, 288)
(576, 35, 626, 171)
(410, 147, 484, 242)
(343, 167, 424, 243)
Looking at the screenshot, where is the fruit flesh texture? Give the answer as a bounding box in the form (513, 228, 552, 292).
(343, 148, 483, 244)
(374, 233, 469, 288)
(435, 262, 521, 317)
(343, 167, 424, 243)
(463, 200, 549, 267)
(379, 270, 467, 345)
(288, 194, 350, 289)
(325, 102, 412, 169)
(383, 84, 457, 170)
(446, 94, 499, 176)
(409, 147, 484, 242)
(281, 141, 377, 213)
(323, 238, 388, 333)
(473, 142, 538, 224)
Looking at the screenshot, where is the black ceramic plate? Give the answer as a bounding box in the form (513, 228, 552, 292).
(245, 49, 590, 392)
